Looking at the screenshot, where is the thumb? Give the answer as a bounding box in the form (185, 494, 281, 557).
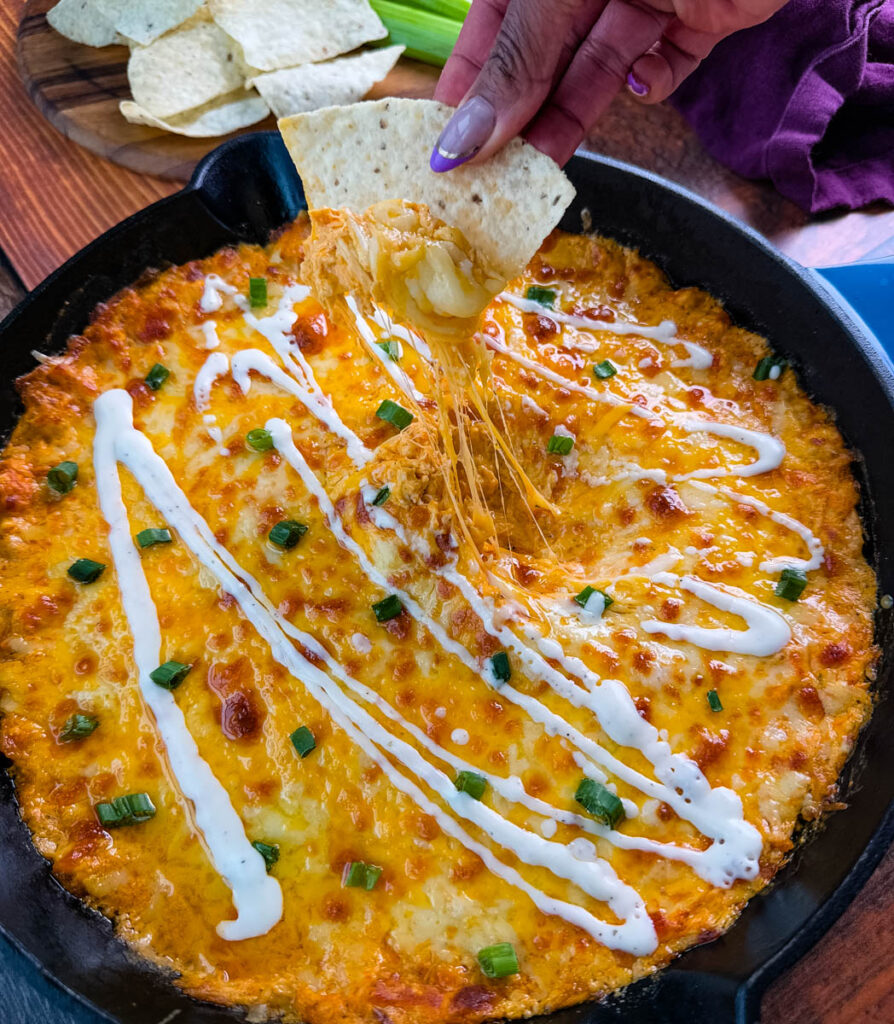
(431, 0, 595, 172)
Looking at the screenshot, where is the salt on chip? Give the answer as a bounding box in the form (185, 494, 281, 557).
(128, 13, 248, 120)
(47, 0, 119, 47)
(279, 98, 576, 284)
(208, 0, 387, 73)
(93, 0, 204, 46)
(248, 45, 403, 119)
(120, 91, 270, 137)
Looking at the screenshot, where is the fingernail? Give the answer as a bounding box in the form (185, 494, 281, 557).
(430, 95, 496, 172)
(626, 71, 649, 97)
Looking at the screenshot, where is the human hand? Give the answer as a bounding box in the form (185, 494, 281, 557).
(431, 0, 789, 170)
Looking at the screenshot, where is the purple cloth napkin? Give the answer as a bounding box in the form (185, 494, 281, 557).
(670, 0, 894, 213)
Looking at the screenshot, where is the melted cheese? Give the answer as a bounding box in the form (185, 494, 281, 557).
(0, 220, 876, 1024)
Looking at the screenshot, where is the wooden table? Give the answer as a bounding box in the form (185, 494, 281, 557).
(0, 1, 892, 1021)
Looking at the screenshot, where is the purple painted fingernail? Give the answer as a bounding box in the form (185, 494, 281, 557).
(430, 95, 496, 173)
(626, 71, 649, 97)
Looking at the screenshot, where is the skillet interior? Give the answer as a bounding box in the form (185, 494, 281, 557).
(0, 132, 891, 1024)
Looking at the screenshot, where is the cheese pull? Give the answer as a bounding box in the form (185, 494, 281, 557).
(303, 199, 504, 338)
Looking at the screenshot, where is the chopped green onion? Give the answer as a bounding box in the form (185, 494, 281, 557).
(754, 355, 787, 381)
(377, 340, 401, 361)
(547, 434, 574, 455)
(477, 942, 519, 979)
(707, 689, 723, 713)
(775, 568, 808, 601)
(372, 486, 391, 507)
(593, 360, 618, 380)
(67, 558, 106, 584)
(249, 277, 268, 308)
(489, 651, 511, 684)
(144, 363, 170, 391)
(149, 660, 191, 690)
(290, 725, 316, 758)
(59, 713, 98, 742)
(252, 840, 280, 872)
(96, 792, 156, 829)
(269, 519, 308, 549)
(455, 770, 487, 800)
(574, 585, 614, 611)
(369, 0, 465, 66)
(47, 461, 78, 494)
(136, 527, 172, 549)
(376, 399, 414, 431)
(372, 594, 404, 622)
(575, 777, 625, 829)
(524, 285, 556, 309)
(246, 428, 274, 452)
(343, 860, 383, 890)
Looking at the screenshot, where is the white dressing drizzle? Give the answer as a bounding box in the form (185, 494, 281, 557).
(482, 329, 655, 421)
(92, 390, 282, 941)
(642, 573, 791, 656)
(234, 283, 322, 396)
(201, 321, 221, 350)
(200, 274, 237, 314)
(351, 488, 759, 888)
(371, 307, 433, 361)
(676, 420, 786, 480)
(193, 352, 229, 412)
(499, 292, 679, 345)
(91, 394, 657, 953)
(685, 480, 824, 572)
(345, 296, 427, 404)
(231, 349, 371, 466)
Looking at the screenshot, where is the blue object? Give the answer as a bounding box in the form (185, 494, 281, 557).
(816, 258, 894, 360)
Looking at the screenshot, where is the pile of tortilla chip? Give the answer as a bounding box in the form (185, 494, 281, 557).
(47, 0, 404, 137)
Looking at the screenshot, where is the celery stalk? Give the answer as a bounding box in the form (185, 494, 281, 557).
(408, 0, 471, 20)
(370, 0, 466, 67)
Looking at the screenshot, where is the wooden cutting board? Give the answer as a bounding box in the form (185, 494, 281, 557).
(17, 0, 440, 182)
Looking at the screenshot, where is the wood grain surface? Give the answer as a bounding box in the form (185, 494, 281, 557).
(17, 0, 440, 183)
(0, 2, 892, 1022)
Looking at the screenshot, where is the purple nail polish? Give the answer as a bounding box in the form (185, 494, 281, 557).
(430, 149, 474, 173)
(626, 71, 649, 97)
(430, 95, 496, 173)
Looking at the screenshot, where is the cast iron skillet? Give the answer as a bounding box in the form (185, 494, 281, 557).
(0, 132, 892, 1024)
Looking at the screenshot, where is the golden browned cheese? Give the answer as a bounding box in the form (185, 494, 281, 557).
(0, 218, 877, 1024)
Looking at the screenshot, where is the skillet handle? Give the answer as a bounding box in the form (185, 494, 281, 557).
(814, 258, 894, 360)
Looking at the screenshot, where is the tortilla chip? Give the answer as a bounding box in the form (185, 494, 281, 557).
(47, 0, 119, 47)
(208, 0, 387, 72)
(278, 98, 576, 284)
(120, 91, 269, 137)
(248, 45, 403, 118)
(93, 0, 204, 46)
(128, 13, 248, 119)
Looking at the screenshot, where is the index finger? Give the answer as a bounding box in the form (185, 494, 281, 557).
(434, 0, 510, 106)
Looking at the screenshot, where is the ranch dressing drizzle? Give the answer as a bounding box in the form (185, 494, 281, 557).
(194, 352, 229, 412)
(345, 296, 427, 404)
(641, 572, 791, 656)
(685, 480, 824, 572)
(201, 321, 221, 350)
(328, 468, 759, 887)
(200, 274, 237, 314)
(262, 421, 657, 946)
(482, 328, 656, 421)
(676, 420, 786, 480)
(234, 283, 323, 396)
(92, 390, 282, 941)
(441, 567, 762, 887)
(499, 292, 680, 345)
(371, 307, 433, 362)
(93, 394, 655, 952)
(230, 349, 371, 466)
